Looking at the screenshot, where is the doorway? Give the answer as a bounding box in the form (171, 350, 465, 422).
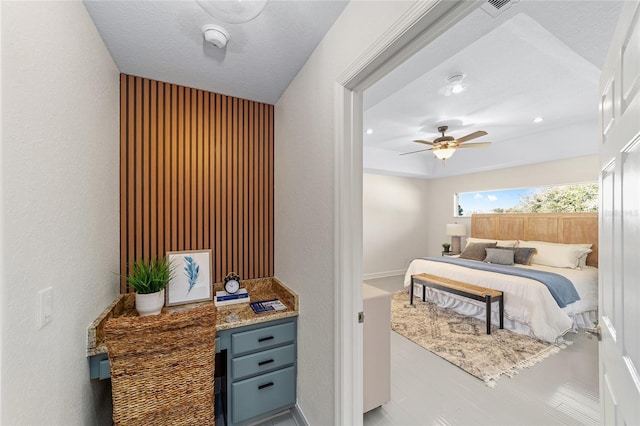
(336, 1, 623, 423)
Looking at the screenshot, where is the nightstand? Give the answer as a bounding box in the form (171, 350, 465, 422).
(441, 251, 456, 256)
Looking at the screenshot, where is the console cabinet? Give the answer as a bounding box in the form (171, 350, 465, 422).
(217, 317, 297, 425)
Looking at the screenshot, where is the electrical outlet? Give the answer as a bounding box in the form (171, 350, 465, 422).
(37, 287, 53, 330)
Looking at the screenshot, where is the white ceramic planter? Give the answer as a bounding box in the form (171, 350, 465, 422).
(135, 289, 165, 316)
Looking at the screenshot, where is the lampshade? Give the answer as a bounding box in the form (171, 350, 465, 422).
(197, 0, 269, 24)
(433, 148, 456, 160)
(446, 223, 466, 236)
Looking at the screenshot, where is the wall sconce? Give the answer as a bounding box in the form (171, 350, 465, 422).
(446, 223, 467, 254)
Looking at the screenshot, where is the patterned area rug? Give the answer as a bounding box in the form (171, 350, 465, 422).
(391, 290, 562, 387)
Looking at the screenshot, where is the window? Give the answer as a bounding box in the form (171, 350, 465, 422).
(455, 183, 598, 217)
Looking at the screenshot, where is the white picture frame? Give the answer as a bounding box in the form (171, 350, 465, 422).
(166, 249, 212, 306)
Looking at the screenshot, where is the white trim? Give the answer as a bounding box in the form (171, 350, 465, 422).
(292, 404, 309, 426)
(334, 82, 364, 425)
(0, 2, 4, 417)
(334, 1, 481, 424)
(363, 270, 406, 281)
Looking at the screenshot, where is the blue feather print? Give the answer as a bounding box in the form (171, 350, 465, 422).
(184, 256, 200, 295)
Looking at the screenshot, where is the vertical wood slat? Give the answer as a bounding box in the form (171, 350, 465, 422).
(120, 74, 274, 291)
(119, 75, 128, 293)
(242, 99, 250, 280)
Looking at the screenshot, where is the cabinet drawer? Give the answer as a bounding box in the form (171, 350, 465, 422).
(231, 321, 295, 355)
(231, 344, 295, 381)
(231, 366, 296, 424)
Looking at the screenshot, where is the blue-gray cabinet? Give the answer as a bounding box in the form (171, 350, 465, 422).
(217, 317, 297, 425)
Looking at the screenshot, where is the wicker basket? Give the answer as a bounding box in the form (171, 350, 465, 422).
(105, 303, 217, 425)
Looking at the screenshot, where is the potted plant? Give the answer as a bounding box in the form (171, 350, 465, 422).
(442, 242, 451, 253)
(127, 257, 174, 316)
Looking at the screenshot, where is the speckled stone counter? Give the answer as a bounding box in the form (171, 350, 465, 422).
(87, 276, 298, 357)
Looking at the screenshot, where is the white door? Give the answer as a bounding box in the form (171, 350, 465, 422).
(599, 1, 640, 424)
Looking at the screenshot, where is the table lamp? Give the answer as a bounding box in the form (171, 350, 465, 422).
(446, 223, 467, 255)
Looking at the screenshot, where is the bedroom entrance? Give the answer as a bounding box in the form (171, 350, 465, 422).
(332, 1, 632, 424)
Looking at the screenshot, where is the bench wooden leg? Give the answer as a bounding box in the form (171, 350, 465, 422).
(485, 295, 491, 334)
(499, 296, 504, 329)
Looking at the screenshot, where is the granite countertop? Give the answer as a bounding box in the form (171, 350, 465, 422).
(87, 276, 298, 357)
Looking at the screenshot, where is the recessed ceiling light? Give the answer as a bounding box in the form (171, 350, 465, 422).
(366, 128, 373, 135)
(533, 116, 544, 123)
(440, 73, 466, 96)
(197, 0, 269, 24)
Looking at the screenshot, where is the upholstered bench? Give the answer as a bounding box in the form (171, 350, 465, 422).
(410, 273, 504, 335)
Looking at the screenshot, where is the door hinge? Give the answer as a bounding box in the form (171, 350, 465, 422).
(358, 311, 365, 323)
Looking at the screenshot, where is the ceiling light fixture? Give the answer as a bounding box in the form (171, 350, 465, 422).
(441, 73, 466, 96)
(366, 128, 373, 135)
(433, 148, 456, 161)
(533, 116, 544, 123)
(202, 24, 229, 48)
(196, 0, 269, 24)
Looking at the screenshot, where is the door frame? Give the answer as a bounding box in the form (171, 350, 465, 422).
(333, 1, 480, 423)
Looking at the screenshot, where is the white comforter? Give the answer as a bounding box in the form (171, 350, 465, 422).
(403, 258, 598, 343)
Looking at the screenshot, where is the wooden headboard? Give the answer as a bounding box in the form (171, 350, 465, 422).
(471, 213, 599, 267)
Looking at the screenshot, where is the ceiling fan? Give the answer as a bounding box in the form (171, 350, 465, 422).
(401, 125, 491, 162)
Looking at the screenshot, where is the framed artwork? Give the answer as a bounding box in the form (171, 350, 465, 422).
(166, 249, 212, 306)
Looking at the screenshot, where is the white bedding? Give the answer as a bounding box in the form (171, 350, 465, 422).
(403, 258, 598, 343)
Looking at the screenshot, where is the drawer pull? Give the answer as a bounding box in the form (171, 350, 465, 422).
(258, 359, 275, 366)
(258, 336, 274, 343)
(258, 382, 274, 390)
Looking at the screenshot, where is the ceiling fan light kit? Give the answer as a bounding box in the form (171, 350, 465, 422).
(433, 148, 456, 160)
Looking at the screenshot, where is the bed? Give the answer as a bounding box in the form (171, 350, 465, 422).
(403, 213, 598, 343)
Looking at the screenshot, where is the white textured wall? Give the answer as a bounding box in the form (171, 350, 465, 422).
(363, 173, 430, 277)
(424, 155, 600, 257)
(1, 2, 119, 424)
(274, 1, 413, 423)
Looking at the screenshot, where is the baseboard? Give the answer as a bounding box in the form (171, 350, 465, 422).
(292, 404, 309, 426)
(363, 269, 406, 280)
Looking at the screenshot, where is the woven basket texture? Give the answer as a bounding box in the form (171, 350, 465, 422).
(105, 303, 217, 426)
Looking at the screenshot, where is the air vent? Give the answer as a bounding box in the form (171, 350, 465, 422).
(488, 0, 511, 9)
(480, 0, 519, 18)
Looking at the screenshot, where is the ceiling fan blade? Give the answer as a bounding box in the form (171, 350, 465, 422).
(456, 142, 492, 148)
(400, 147, 433, 156)
(455, 130, 487, 143)
(413, 139, 435, 146)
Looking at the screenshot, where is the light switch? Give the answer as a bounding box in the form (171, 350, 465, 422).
(37, 287, 53, 330)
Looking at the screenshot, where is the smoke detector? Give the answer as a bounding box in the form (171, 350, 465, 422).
(202, 24, 229, 49)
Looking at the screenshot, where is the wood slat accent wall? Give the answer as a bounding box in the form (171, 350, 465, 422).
(120, 74, 274, 292)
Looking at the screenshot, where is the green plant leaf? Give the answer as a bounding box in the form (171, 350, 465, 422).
(126, 257, 175, 294)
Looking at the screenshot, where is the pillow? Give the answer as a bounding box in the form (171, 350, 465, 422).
(459, 242, 497, 261)
(513, 247, 536, 265)
(494, 247, 536, 265)
(577, 249, 593, 267)
(466, 237, 518, 248)
(518, 240, 592, 269)
(484, 248, 515, 265)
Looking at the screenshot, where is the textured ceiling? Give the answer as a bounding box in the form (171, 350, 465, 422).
(363, 1, 624, 179)
(83, 0, 348, 105)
